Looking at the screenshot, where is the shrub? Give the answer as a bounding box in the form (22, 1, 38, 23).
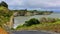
(23, 18, 40, 26)
(11, 28, 15, 30)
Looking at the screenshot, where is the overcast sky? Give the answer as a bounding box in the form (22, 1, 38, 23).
(0, 0, 60, 12)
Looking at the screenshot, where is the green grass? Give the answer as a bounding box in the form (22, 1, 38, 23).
(0, 6, 13, 28)
(16, 20, 60, 32)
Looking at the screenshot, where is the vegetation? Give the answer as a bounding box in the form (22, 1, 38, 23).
(0, 1, 13, 34)
(0, 1, 8, 8)
(11, 28, 15, 30)
(23, 18, 40, 26)
(16, 18, 60, 33)
(38, 11, 53, 15)
(12, 9, 53, 16)
(0, 6, 13, 27)
(0, 1, 13, 28)
(0, 1, 59, 33)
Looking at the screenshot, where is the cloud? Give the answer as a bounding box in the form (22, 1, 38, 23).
(0, 0, 60, 12)
(0, 0, 25, 5)
(26, 0, 60, 8)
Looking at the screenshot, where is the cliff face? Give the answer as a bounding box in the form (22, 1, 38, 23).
(6, 15, 14, 29)
(25, 12, 34, 16)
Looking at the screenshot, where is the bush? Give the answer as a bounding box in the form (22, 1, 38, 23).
(11, 28, 15, 30)
(23, 18, 40, 26)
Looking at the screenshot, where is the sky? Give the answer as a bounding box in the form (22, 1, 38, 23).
(0, 0, 60, 12)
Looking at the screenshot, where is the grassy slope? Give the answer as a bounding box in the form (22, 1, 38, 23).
(0, 6, 13, 34)
(0, 6, 8, 34)
(16, 21, 60, 32)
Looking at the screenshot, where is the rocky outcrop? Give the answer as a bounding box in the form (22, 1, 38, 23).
(5, 15, 14, 29)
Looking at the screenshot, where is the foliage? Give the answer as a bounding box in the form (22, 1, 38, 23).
(0, 1, 8, 8)
(16, 25, 24, 29)
(23, 18, 40, 26)
(16, 19, 60, 33)
(11, 28, 15, 30)
(0, 6, 13, 27)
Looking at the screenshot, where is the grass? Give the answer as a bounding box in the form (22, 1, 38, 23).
(16, 21, 60, 33)
(0, 6, 13, 34)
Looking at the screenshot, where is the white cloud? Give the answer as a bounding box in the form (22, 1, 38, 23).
(26, 0, 60, 7)
(0, 0, 25, 6)
(8, 0, 25, 6)
(0, 0, 60, 11)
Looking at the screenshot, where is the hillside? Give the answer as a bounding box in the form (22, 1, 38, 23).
(16, 18, 60, 33)
(0, 6, 13, 34)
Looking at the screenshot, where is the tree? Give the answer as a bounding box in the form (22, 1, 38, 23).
(0, 1, 8, 8)
(0, 3, 1, 6)
(23, 18, 40, 26)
